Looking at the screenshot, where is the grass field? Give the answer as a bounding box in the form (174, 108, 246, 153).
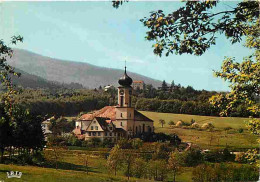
(140, 111, 258, 150)
(0, 150, 193, 182)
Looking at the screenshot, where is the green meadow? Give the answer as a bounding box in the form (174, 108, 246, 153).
(141, 111, 258, 150)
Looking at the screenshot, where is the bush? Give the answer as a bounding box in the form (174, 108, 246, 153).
(190, 119, 196, 125)
(238, 128, 244, 133)
(103, 138, 114, 148)
(31, 152, 45, 166)
(88, 137, 101, 147)
(223, 148, 235, 162)
(16, 153, 33, 165)
(182, 149, 204, 167)
(224, 126, 233, 131)
(235, 152, 247, 163)
(67, 135, 82, 146)
(168, 120, 175, 127)
(131, 138, 143, 149)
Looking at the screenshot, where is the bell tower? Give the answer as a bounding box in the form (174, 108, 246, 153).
(115, 66, 135, 136)
(118, 66, 133, 107)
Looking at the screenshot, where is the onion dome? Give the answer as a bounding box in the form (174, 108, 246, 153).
(118, 66, 132, 87)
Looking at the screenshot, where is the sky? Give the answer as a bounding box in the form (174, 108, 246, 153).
(0, 1, 251, 91)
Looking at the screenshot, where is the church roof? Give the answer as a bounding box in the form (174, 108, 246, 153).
(80, 106, 153, 122)
(134, 110, 153, 122)
(80, 106, 116, 121)
(118, 67, 133, 87)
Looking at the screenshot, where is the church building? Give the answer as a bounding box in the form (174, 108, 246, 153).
(73, 67, 154, 142)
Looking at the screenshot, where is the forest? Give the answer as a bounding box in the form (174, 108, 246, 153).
(2, 79, 254, 118)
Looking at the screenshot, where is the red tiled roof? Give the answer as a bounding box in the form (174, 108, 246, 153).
(80, 106, 116, 121)
(133, 80, 144, 83)
(79, 106, 153, 122)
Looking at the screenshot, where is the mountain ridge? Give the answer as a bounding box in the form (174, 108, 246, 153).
(7, 49, 162, 89)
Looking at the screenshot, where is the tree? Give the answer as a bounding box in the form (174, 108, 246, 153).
(49, 117, 73, 136)
(107, 145, 123, 175)
(122, 149, 136, 180)
(168, 120, 175, 127)
(44, 146, 67, 169)
(132, 157, 147, 178)
(140, 1, 259, 57)
(168, 150, 184, 182)
(159, 119, 166, 128)
(148, 159, 168, 181)
(161, 80, 168, 91)
(77, 151, 92, 174)
(0, 36, 24, 163)
(170, 80, 175, 88)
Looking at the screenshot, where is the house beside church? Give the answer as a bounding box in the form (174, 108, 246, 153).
(73, 67, 154, 142)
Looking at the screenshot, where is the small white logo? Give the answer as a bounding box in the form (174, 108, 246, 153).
(6, 171, 22, 178)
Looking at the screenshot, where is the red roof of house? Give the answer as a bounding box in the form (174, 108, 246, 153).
(133, 80, 144, 83)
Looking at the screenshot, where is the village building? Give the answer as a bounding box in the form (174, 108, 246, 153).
(73, 67, 154, 142)
(41, 117, 53, 141)
(132, 80, 145, 90)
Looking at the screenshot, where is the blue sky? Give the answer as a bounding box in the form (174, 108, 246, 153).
(1, 1, 251, 91)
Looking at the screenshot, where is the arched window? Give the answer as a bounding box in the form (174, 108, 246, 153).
(120, 96, 124, 106)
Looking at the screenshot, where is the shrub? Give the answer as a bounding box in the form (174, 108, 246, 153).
(16, 153, 33, 165)
(203, 150, 223, 163)
(88, 137, 101, 147)
(238, 128, 244, 133)
(222, 148, 235, 162)
(235, 152, 247, 163)
(224, 126, 233, 131)
(103, 138, 114, 148)
(31, 152, 45, 166)
(190, 119, 196, 125)
(168, 120, 175, 127)
(131, 138, 143, 149)
(182, 149, 204, 167)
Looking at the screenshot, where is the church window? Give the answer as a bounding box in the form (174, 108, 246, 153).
(121, 122, 123, 126)
(91, 126, 94, 130)
(120, 96, 124, 106)
(121, 113, 123, 117)
(95, 126, 98, 130)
